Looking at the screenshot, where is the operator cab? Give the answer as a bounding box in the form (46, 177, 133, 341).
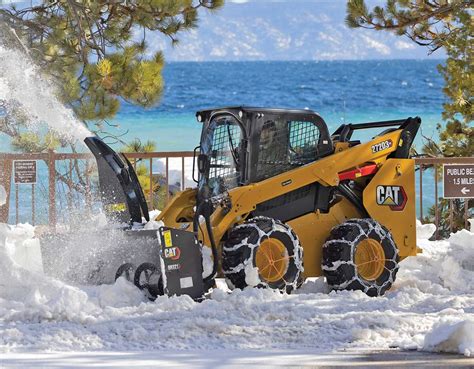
(195, 107, 333, 197)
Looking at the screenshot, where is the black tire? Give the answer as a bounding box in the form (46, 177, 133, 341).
(222, 216, 304, 293)
(322, 218, 399, 297)
(134, 262, 164, 299)
(115, 263, 136, 282)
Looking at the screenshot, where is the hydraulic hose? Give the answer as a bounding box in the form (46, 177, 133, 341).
(193, 199, 218, 284)
(338, 182, 369, 218)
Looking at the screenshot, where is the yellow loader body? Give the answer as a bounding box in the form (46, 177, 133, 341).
(157, 128, 417, 278)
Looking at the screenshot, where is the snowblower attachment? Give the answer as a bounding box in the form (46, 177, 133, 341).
(158, 227, 205, 300)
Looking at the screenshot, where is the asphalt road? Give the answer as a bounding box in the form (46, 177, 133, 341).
(1, 349, 473, 368)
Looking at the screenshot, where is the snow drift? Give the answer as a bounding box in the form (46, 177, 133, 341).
(424, 320, 474, 357)
(0, 218, 473, 356)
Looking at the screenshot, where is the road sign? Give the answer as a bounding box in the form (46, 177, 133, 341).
(443, 164, 474, 199)
(14, 160, 37, 184)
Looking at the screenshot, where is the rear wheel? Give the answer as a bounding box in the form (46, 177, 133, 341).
(222, 217, 304, 293)
(322, 218, 399, 297)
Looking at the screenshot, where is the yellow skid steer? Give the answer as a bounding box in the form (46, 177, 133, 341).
(86, 107, 420, 299)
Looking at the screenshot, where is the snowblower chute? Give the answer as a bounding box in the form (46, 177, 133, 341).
(85, 136, 149, 224)
(86, 107, 421, 300)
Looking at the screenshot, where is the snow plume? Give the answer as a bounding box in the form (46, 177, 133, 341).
(0, 222, 473, 356)
(0, 29, 90, 142)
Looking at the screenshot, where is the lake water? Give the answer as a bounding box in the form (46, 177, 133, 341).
(110, 59, 445, 151)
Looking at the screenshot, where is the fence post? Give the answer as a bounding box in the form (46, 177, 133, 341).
(48, 149, 56, 228)
(165, 156, 169, 203)
(465, 200, 469, 230)
(85, 159, 92, 212)
(149, 158, 153, 209)
(181, 156, 185, 191)
(435, 165, 439, 240)
(0, 158, 12, 223)
(419, 164, 423, 221)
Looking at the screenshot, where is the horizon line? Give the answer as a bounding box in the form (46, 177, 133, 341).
(164, 58, 445, 63)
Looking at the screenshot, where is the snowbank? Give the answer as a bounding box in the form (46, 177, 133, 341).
(416, 219, 436, 240)
(424, 320, 474, 357)
(0, 220, 472, 356)
(0, 185, 6, 206)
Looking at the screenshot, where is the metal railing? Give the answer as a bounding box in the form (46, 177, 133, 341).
(0, 150, 195, 225)
(0, 152, 472, 236)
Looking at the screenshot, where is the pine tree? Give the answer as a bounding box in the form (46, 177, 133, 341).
(0, 1, 223, 220)
(346, 0, 473, 158)
(0, 0, 224, 134)
(346, 0, 473, 234)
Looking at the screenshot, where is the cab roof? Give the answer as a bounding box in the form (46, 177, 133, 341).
(196, 106, 322, 121)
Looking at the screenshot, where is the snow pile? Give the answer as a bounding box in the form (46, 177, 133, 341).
(424, 320, 474, 357)
(3, 223, 43, 274)
(0, 224, 96, 323)
(0, 185, 6, 206)
(415, 219, 436, 240)
(0, 220, 472, 356)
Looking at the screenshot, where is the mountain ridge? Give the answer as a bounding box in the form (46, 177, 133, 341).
(146, 2, 445, 61)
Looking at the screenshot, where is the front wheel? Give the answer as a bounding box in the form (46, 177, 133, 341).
(322, 218, 399, 297)
(222, 217, 304, 293)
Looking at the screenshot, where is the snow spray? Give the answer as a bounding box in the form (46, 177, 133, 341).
(0, 26, 91, 143)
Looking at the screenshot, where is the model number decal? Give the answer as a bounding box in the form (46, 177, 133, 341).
(371, 139, 393, 153)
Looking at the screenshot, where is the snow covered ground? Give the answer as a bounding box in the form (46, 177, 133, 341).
(0, 186, 473, 367)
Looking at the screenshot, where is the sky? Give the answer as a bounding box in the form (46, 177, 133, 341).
(146, 0, 443, 61)
(1, 0, 444, 61)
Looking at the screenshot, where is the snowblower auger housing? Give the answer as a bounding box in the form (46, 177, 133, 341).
(87, 107, 421, 299)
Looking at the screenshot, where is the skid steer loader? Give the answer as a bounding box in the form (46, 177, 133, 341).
(85, 107, 420, 299)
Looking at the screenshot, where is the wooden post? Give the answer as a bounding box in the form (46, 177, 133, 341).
(48, 149, 56, 228)
(0, 159, 12, 223)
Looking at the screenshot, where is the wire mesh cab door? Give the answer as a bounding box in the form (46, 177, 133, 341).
(250, 111, 332, 183)
(199, 114, 245, 197)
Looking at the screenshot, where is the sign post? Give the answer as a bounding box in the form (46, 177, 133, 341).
(443, 164, 474, 199)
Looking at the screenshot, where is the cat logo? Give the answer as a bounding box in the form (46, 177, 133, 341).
(164, 246, 181, 260)
(376, 185, 407, 211)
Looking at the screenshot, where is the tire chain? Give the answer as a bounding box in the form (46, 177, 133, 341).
(222, 216, 304, 292)
(322, 218, 399, 296)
